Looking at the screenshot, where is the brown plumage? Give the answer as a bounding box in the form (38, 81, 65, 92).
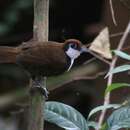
(0, 39, 87, 77)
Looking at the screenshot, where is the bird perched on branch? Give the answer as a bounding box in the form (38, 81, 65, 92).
(0, 39, 87, 96)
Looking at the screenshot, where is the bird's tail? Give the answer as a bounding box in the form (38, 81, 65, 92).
(0, 46, 19, 63)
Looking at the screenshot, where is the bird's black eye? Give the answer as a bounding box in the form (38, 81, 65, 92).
(69, 43, 78, 49)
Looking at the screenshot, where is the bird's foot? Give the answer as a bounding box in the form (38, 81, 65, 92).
(42, 87, 49, 98)
(30, 77, 49, 99)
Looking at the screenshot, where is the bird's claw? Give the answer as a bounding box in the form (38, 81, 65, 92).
(43, 87, 49, 98)
(30, 79, 49, 99)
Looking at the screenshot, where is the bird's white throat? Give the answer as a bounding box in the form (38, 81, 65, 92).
(66, 47, 81, 71)
(66, 47, 81, 59)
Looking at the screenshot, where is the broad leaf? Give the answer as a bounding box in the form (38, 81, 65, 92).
(105, 83, 130, 95)
(107, 106, 130, 130)
(44, 101, 89, 130)
(114, 50, 130, 60)
(106, 64, 130, 77)
(88, 104, 121, 119)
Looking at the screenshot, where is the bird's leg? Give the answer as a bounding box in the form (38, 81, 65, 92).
(31, 76, 49, 98)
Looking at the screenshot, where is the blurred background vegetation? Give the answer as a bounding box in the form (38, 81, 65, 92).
(0, 0, 130, 130)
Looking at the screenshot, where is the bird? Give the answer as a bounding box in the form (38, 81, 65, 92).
(0, 39, 87, 96)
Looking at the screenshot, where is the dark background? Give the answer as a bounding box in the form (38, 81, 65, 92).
(0, 0, 130, 130)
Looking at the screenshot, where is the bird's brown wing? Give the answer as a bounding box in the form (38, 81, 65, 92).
(16, 42, 67, 76)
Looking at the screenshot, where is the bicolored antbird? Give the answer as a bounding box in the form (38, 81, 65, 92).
(0, 39, 87, 96)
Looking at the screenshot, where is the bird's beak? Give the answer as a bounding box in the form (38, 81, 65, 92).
(80, 45, 88, 53)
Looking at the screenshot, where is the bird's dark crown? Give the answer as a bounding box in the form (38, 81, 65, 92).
(64, 39, 82, 51)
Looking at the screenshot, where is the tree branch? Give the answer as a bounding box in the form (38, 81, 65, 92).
(28, 0, 49, 130)
(97, 20, 130, 130)
(0, 59, 106, 111)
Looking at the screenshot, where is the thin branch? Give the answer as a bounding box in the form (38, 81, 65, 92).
(110, 32, 124, 38)
(84, 57, 96, 65)
(87, 49, 111, 65)
(48, 71, 107, 90)
(109, 0, 117, 26)
(97, 21, 130, 130)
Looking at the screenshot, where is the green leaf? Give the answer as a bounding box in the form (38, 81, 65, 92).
(87, 121, 98, 129)
(100, 123, 108, 130)
(114, 50, 130, 60)
(105, 83, 130, 95)
(107, 106, 130, 130)
(106, 65, 130, 77)
(44, 101, 89, 130)
(88, 104, 121, 119)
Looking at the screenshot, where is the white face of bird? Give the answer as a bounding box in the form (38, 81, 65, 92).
(65, 41, 88, 71)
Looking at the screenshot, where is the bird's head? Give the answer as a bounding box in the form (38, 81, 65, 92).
(64, 39, 88, 71)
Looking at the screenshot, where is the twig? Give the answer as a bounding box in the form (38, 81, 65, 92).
(84, 57, 96, 65)
(110, 32, 124, 38)
(87, 49, 111, 65)
(109, 0, 117, 26)
(97, 21, 130, 130)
